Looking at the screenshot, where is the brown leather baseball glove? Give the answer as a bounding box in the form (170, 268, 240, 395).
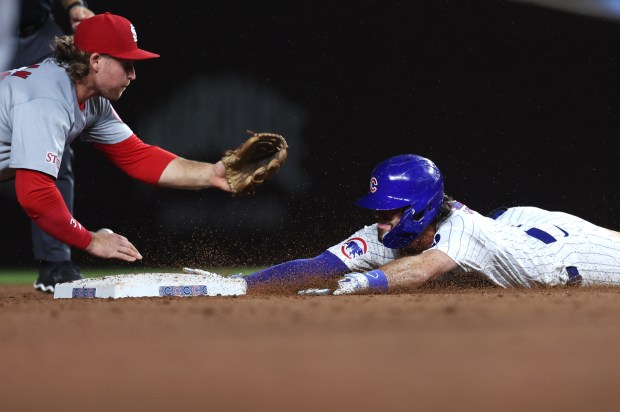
(221, 130, 288, 196)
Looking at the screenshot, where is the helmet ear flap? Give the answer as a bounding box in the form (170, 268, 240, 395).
(382, 188, 444, 249)
(413, 201, 438, 222)
(411, 208, 426, 222)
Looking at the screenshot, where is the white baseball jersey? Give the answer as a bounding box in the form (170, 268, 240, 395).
(328, 224, 402, 272)
(328, 203, 620, 288)
(0, 58, 132, 181)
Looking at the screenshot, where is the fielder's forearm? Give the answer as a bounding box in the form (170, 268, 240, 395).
(157, 157, 220, 189)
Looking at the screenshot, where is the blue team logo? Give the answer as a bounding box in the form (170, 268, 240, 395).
(341, 237, 368, 259)
(369, 177, 378, 193)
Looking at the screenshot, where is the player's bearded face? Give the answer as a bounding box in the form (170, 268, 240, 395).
(374, 208, 404, 241)
(402, 226, 436, 255)
(95, 55, 136, 100)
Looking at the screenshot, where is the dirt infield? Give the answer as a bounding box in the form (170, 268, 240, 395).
(2, 284, 620, 412)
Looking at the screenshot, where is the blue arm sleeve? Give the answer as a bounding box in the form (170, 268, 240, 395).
(245, 251, 349, 288)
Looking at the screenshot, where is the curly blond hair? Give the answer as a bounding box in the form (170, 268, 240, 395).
(52, 35, 91, 83)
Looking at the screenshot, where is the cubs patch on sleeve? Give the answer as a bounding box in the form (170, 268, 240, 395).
(327, 224, 400, 272)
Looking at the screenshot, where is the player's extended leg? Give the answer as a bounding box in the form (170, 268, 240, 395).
(32, 146, 83, 293)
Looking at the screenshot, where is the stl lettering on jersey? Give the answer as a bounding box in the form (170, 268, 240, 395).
(45, 152, 61, 170)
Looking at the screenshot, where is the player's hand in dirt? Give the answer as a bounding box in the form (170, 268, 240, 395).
(334, 271, 393, 295)
(297, 273, 373, 296)
(298, 272, 388, 295)
(333, 273, 370, 295)
(85, 228, 143, 262)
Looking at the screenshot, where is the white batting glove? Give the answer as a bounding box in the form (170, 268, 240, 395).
(295, 274, 369, 296)
(332, 273, 370, 295)
(297, 270, 390, 296)
(334, 270, 390, 295)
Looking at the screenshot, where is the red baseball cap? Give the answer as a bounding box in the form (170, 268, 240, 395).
(74, 12, 160, 60)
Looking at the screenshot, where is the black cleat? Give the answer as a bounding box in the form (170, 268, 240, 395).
(34, 261, 83, 293)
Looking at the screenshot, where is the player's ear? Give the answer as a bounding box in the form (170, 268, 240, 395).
(89, 53, 104, 71)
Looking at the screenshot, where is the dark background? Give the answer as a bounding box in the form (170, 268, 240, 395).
(2, 0, 620, 270)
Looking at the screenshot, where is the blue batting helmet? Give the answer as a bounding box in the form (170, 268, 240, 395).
(355, 154, 444, 249)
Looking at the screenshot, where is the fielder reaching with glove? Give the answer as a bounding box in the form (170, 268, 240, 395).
(0, 12, 286, 292)
(222, 131, 287, 197)
(188, 153, 620, 295)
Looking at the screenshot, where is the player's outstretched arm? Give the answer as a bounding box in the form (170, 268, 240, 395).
(158, 158, 232, 192)
(300, 250, 457, 295)
(245, 251, 349, 289)
(93, 136, 231, 192)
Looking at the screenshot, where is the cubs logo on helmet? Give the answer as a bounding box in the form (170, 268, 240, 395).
(369, 177, 378, 193)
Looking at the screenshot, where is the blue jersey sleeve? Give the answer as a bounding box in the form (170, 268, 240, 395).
(245, 251, 349, 288)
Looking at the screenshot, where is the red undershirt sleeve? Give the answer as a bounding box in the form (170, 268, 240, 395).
(92, 134, 178, 185)
(15, 169, 92, 249)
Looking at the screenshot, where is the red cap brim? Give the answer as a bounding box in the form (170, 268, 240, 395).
(107, 48, 160, 60)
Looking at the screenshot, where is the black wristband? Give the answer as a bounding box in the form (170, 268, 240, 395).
(66, 1, 86, 12)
